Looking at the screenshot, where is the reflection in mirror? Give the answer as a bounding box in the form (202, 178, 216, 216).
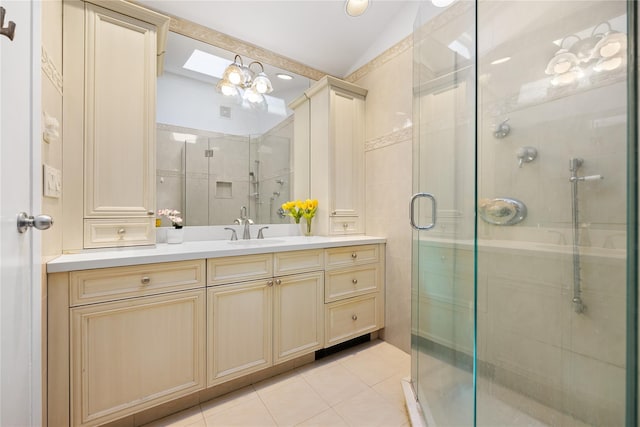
(156, 31, 312, 226)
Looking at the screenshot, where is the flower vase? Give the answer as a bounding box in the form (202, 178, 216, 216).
(167, 227, 184, 244)
(299, 218, 313, 236)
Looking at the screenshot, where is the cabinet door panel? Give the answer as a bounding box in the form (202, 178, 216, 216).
(84, 3, 155, 217)
(71, 289, 205, 426)
(274, 272, 324, 364)
(208, 281, 273, 386)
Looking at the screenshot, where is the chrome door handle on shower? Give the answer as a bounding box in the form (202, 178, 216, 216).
(410, 193, 437, 230)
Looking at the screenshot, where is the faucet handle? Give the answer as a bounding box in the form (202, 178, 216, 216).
(224, 227, 238, 241)
(257, 226, 269, 239)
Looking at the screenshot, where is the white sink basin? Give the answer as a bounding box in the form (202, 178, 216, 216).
(226, 239, 286, 246)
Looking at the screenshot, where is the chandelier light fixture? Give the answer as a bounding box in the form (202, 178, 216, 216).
(216, 55, 274, 106)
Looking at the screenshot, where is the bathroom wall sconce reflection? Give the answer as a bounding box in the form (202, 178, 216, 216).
(216, 55, 273, 107)
(545, 22, 627, 87)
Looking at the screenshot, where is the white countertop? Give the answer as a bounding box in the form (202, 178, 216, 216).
(47, 235, 386, 273)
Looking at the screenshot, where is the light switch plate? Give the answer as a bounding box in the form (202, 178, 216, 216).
(43, 164, 61, 198)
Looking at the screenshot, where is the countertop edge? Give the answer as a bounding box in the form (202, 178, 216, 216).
(46, 236, 387, 273)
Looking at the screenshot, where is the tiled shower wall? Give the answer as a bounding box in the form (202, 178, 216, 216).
(348, 39, 414, 354)
(157, 120, 292, 227)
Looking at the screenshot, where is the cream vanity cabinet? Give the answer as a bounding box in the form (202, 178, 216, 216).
(63, 0, 169, 249)
(48, 260, 206, 427)
(324, 245, 385, 346)
(291, 76, 367, 236)
(207, 250, 324, 386)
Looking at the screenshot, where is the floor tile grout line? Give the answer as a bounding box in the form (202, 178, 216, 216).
(251, 383, 280, 427)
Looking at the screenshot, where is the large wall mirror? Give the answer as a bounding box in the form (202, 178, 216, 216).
(157, 31, 313, 226)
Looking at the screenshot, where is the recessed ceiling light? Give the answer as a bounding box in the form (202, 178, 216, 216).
(276, 73, 294, 81)
(345, 0, 369, 17)
(432, 0, 456, 7)
(491, 56, 511, 65)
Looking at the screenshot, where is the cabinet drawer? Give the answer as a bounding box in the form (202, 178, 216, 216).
(325, 265, 380, 302)
(274, 249, 324, 276)
(69, 260, 205, 306)
(208, 254, 273, 286)
(325, 294, 382, 347)
(329, 217, 358, 234)
(84, 218, 155, 248)
(325, 244, 379, 269)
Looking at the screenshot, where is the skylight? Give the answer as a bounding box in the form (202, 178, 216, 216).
(183, 49, 230, 79)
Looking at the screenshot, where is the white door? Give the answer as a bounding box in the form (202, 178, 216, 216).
(0, 1, 42, 425)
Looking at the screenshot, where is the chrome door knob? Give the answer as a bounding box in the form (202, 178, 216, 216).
(17, 212, 54, 233)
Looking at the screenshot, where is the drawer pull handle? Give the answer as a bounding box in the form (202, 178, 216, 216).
(141, 276, 150, 285)
(275, 279, 282, 285)
(352, 279, 358, 285)
(267, 280, 274, 287)
(117, 228, 126, 235)
(352, 314, 358, 321)
(147, 211, 154, 215)
(351, 252, 357, 259)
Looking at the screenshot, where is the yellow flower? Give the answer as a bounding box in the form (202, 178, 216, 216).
(282, 198, 318, 224)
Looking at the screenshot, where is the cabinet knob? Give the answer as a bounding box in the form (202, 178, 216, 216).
(352, 279, 358, 285)
(141, 276, 150, 285)
(275, 279, 282, 285)
(343, 223, 348, 229)
(117, 228, 126, 235)
(352, 314, 358, 321)
(267, 280, 274, 287)
(147, 211, 154, 215)
(351, 252, 357, 259)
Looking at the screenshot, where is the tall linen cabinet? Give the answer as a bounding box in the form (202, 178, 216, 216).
(291, 76, 367, 235)
(62, 0, 169, 250)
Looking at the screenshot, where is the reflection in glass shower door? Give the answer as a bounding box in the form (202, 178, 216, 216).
(411, 1, 476, 425)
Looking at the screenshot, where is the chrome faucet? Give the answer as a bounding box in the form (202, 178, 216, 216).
(234, 206, 254, 239)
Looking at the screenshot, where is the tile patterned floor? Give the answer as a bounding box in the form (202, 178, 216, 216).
(143, 340, 411, 427)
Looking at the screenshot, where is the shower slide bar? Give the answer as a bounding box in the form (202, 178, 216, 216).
(569, 158, 604, 314)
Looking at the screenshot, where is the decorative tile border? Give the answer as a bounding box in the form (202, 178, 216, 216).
(42, 46, 62, 94)
(345, 35, 412, 83)
(365, 126, 412, 152)
(348, 1, 473, 83)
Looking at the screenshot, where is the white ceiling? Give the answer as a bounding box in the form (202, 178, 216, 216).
(138, 0, 421, 77)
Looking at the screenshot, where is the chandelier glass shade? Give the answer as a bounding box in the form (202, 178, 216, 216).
(216, 55, 274, 104)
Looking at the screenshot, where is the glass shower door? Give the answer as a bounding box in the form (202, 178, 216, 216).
(411, 2, 477, 425)
(412, 0, 634, 426)
(475, 1, 629, 425)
